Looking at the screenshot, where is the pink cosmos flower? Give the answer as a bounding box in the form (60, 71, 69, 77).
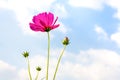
(29, 12, 60, 32)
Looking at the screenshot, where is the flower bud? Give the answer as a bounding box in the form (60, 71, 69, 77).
(36, 66, 41, 71)
(22, 51, 29, 58)
(62, 37, 69, 45)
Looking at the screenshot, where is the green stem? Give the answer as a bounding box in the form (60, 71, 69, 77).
(46, 32, 50, 80)
(35, 71, 40, 80)
(53, 45, 66, 80)
(27, 58, 32, 80)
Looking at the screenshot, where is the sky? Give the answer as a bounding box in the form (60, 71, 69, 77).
(1, 0, 120, 80)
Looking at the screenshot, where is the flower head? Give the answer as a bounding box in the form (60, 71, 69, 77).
(62, 37, 70, 45)
(29, 12, 60, 32)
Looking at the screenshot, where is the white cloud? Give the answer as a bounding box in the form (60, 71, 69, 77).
(61, 49, 120, 80)
(1, 48, 120, 80)
(68, 0, 120, 20)
(0, 60, 18, 80)
(110, 24, 120, 46)
(56, 22, 70, 34)
(0, 61, 15, 71)
(52, 4, 68, 18)
(105, 0, 120, 20)
(68, 0, 105, 10)
(18, 68, 29, 80)
(0, 0, 8, 9)
(111, 32, 120, 46)
(0, 60, 29, 80)
(94, 25, 108, 40)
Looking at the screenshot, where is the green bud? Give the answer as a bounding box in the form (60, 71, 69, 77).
(62, 37, 69, 45)
(22, 51, 29, 58)
(36, 66, 41, 71)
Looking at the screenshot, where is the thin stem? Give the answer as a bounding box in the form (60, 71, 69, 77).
(35, 71, 40, 80)
(26, 58, 32, 80)
(53, 45, 66, 80)
(46, 32, 50, 80)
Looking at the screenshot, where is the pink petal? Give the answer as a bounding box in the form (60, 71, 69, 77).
(51, 24, 60, 29)
(32, 15, 47, 30)
(39, 19, 47, 28)
(53, 17, 58, 25)
(32, 16, 40, 25)
(47, 12, 54, 26)
(29, 23, 45, 32)
(37, 12, 48, 27)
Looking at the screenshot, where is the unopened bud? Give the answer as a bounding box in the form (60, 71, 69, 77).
(22, 51, 29, 58)
(36, 66, 41, 71)
(62, 37, 69, 45)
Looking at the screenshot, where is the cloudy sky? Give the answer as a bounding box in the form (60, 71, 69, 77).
(1, 0, 120, 80)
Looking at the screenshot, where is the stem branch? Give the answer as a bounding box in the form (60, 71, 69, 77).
(53, 45, 66, 80)
(46, 32, 50, 80)
(27, 58, 32, 80)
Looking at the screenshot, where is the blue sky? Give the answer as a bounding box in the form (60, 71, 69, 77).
(1, 0, 120, 80)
